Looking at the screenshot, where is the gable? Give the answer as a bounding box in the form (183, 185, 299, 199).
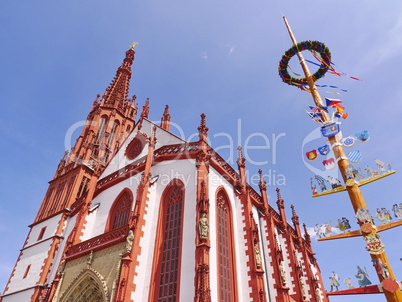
(100, 119, 185, 178)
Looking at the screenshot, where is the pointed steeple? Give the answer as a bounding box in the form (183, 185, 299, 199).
(36, 47, 137, 222)
(160, 105, 171, 131)
(101, 47, 135, 108)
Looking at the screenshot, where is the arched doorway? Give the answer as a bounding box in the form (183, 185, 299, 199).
(58, 269, 108, 302)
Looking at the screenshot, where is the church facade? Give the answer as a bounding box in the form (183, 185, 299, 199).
(1, 47, 328, 302)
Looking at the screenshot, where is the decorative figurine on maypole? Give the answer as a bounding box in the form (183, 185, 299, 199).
(279, 16, 402, 301)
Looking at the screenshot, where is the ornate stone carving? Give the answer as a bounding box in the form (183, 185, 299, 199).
(199, 213, 209, 240)
(254, 244, 262, 268)
(279, 261, 287, 285)
(195, 263, 211, 302)
(58, 268, 109, 302)
(57, 259, 66, 276)
(315, 288, 323, 302)
(86, 250, 94, 268)
(125, 230, 134, 254)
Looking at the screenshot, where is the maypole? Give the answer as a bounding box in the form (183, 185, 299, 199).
(280, 16, 402, 301)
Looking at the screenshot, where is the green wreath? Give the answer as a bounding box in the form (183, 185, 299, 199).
(278, 40, 331, 88)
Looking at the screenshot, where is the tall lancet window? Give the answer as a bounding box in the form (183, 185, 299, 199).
(106, 189, 133, 231)
(216, 188, 237, 302)
(151, 180, 185, 302)
(96, 116, 107, 142)
(108, 120, 119, 147)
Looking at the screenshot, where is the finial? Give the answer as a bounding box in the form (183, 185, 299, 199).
(303, 223, 311, 244)
(140, 98, 150, 119)
(198, 113, 209, 141)
(291, 204, 299, 225)
(258, 169, 267, 190)
(160, 105, 171, 131)
(163, 105, 170, 115)
(130, 42, 139, 50)
(291, 204, 296, 216)
(198, 113, 207, 130)
(303, 223, 308, 234)
(276, 188, 281, 198)
(237, 146, 245, 166)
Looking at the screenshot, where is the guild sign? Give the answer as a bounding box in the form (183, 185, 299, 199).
(341, 136, 355, 148)
(321, 123, 340, 138)
(347, 150, 362, 163)
(322, 158, 336, 170)
(364, 233, 385, 255)
(306, 150, 318, 161)
(355, 130, 370, 143)
(318, 145, 330, 156)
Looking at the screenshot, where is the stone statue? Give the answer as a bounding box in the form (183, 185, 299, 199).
(86, 250, 94, 267)
(315, 288, 323, 302)
(254, 244, 262, 268)
(279, 261, 287, 285)
(199, 213, 209, 239)
(126, 230, 134, 253)
(57, 259, 66, 275)
(300, 277, 306, 298)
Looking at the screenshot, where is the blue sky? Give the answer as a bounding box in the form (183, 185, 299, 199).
(1, 1, 402, 301)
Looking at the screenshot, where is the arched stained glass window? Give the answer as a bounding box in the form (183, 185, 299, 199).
(152, 180, 184, 302)
(216, 189, 237, 302)
(107, 190, 133, 231)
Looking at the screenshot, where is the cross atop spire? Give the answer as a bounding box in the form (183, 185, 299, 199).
(130, 42, 139, 50)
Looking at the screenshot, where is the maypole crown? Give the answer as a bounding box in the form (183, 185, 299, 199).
(278, 40, 331, 88)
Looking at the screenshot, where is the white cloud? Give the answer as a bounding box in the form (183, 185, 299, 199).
(227, 44, 235, 56)
(200, 51, 208, 61)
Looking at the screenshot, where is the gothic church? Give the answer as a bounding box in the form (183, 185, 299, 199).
(1, 46, 328, 302)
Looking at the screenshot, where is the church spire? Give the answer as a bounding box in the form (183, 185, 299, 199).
(101, 46, 135, 108)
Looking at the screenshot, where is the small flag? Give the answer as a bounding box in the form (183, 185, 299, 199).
(319, 105, 328, 112)
(306, 111, 322, 123)
(325, 97, 342, 107)
(333, 103, 345, 112)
